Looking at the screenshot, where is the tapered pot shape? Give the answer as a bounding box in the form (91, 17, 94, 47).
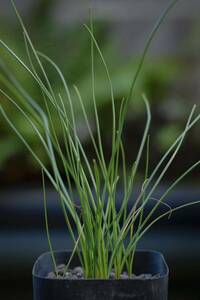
(33, 250, 169, 300)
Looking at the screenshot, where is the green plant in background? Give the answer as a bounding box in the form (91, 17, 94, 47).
(0, 0, 180, 173)
(0, 0, 200, 278)
(0, 15, 111, 169)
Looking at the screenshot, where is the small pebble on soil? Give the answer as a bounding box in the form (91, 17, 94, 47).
(47, 265, 160, 280)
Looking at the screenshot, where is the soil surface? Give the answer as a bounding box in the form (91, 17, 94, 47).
(47, 264, 160, 280)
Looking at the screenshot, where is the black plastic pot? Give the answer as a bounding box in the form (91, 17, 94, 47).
(33, 250, 169, 300)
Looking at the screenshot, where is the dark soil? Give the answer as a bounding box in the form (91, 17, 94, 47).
(47, 264, 160, 280)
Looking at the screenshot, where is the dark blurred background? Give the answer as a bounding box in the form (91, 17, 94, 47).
(0, 0, 200, 299)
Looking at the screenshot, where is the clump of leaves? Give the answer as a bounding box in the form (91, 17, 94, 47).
(0, 0, 199, 279)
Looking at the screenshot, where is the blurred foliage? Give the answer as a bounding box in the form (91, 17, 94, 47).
(0, 1, 197, 182)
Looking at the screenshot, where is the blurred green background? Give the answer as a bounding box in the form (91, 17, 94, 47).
(0, 0, 199, 186)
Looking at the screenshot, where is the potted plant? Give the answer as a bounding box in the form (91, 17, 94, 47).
(0, 0, 200, 299)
